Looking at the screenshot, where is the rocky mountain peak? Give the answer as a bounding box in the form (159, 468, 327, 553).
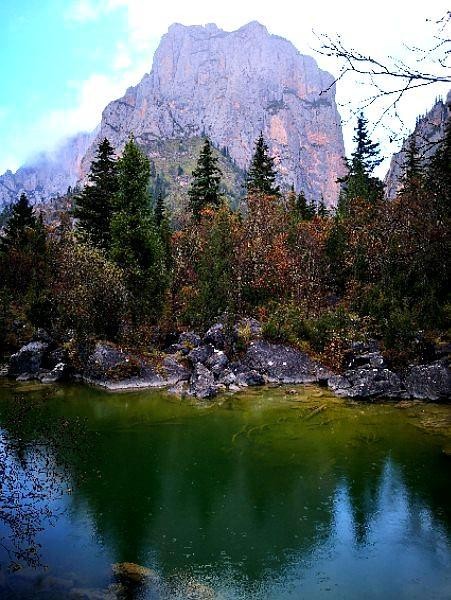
(84, 21, 345, 207)
(1, 22, 346, 211)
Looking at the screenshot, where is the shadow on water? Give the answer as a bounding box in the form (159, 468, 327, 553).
(0, 382, 450, 598)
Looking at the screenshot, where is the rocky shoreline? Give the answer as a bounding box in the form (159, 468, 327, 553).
(2, 321, 450, 402)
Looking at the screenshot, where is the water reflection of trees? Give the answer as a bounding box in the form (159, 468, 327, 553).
(0, 392, 90, 571)
(1, 390, 450, 593)
(64, 404, 451, 585)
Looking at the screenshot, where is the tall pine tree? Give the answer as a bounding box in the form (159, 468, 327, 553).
(188, 138, 222, 221)
(74, 138, 117, 251)
(110, 138, 167, 321)
(427, 117, 451, 221)
(338, 112, 384, 214)
(246, 132, 280, 196)
(400, 135, 424, 197)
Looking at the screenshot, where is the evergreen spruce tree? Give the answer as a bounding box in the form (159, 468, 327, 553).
(74, 138, 117, 251)
(110, 138, 167, 321)
(0, 193, 37, 252)
(154, 192, 165, 227)
(192, 204, 237, 325)
(427, 117, 451, 220)
(188, 138, 222, 221)
(339, 112, 384, 214)
(246, 132, 280, 196)
(317, 195, 329, 218)
(296, 190, 309, 220)
(400, 135, 424, 197)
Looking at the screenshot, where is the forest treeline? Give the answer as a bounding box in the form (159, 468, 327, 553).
(0, 113, 449, 368)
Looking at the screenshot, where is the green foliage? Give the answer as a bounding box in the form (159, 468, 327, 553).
(246, 132, 280, 196)
(110, 137, 168, 321)
(0, 193, 37, 252)
(426, 116, 451, 221)
(188, 138, 222, 220)
(74, 138, 117, 252)
(188, 204, 237, 326)
(400, 135, 424, 197)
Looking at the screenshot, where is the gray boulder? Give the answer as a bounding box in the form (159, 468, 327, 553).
(206, 350, 229, 377)
(179, 331, 202, 348)
(347, 351, 385, 370)
(187, 344, 214, 366)
(235, 369, 265, 387)
(160, 356, 191, 383)
(328, 368, 403, 398)
(9, 341, 49, 377)
(404, 361, 451, 401)
(40, 362, 70, 384)
(204, 323, 226, 350)
(244, 340, 328, 384)
(189, 364, 218, 399)
(220, 370, 237, 386)
(84, 343, 139, 383)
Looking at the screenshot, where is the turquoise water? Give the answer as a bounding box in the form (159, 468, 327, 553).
(0, 382, 450, 599)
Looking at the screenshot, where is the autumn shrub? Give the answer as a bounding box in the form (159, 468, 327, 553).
(50, 237, 127, 341)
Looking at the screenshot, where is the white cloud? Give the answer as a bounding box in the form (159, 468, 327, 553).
(65, 0, 105, 22)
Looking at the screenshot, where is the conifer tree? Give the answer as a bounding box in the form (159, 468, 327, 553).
(427, 117, 451, 220)
(400, 135, 424, 197)
(339, 112, 384, 213)
(192, 204, 237, 325)
(110, 138, 167, 320)
(154, 192, 165, 227)
(74, 138, 117, 252)
(296, 190, 309, 220)
(246, 132, 280, 196)
(317, 195, 329, 218)
(0, 193, 37, 252)
(188, 138, 222, 220)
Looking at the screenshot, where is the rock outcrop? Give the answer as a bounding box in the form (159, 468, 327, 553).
(384, 90, 451, 199)
(4, 323, 449, 401)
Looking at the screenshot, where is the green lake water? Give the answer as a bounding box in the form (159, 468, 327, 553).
(0, 382, 450, 599)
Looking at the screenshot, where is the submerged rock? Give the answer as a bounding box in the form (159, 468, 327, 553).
(112, 561, 158, 585)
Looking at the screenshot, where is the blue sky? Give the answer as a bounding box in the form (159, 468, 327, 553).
(0, 0, 449, 174)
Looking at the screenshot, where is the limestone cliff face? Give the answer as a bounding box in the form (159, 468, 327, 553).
(1, 22, 345, 211)
(84, 22, 345, 206)
(384, 91, 451, 199)
(0, 131, 94, 210)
